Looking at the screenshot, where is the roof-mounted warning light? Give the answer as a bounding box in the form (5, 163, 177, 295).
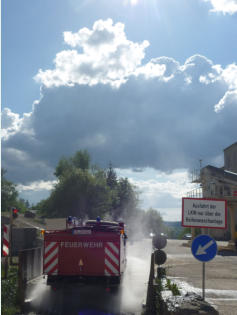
(66, 216, 82, 229)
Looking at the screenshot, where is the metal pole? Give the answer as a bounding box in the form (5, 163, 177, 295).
(4, 256, 9, 279)
(202, 262, 205, 301)
(146, 253, 155, 314)
(18, 251, 26, 313)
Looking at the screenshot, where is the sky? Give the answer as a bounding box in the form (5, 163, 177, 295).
(2, 0, 237, 221)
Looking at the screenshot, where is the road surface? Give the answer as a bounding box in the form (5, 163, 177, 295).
(25, 238, 152, 315)
(164, 239, 237, 315)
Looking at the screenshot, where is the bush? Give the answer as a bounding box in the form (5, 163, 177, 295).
(1, 265, 20, 315)
(165, 278, 180, 296)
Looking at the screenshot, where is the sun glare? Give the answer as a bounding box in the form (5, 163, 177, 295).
(123, 0, 139, 6)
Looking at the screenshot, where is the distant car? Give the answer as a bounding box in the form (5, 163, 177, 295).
(183, 233, 192, 240)
(24, 211, 36, 218)
(160, 232, 168, 238)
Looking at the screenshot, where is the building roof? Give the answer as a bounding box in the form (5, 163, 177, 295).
(224, 142, 237, 152)
(203, 165, 237, 182)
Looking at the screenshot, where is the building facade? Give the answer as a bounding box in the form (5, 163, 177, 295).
(189, 142, 237, 242)
(224, 142, 237, 173)
(200, 165, 237, 240)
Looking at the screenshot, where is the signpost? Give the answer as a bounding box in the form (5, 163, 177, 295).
(191, 235, 217, 300)
(182, 198, 227, 229)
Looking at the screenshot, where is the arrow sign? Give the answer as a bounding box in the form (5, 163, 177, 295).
(196, 239, 215, 255)
(191, 235, 217, 262)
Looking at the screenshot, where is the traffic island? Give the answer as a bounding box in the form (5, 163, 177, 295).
(217, 241, 237, 255)
(145, 234, 220, 314)
(144, 256, 220, 314)
(144, 271, 219, 315)
(161, 291, 219, 315)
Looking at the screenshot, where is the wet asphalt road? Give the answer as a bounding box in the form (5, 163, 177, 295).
(25, 239, 152, 315)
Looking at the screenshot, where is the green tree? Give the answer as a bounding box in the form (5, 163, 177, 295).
(38, 151, 140, 221)
(54, 157, 73, 178)
(1, 169, 18, 211)
(15, 198, 30, 213)
(40, 152, 112, 218)
(1, 169, 30, 213)
(72, 150, 90, 170)
(106, 163, 117, 189)
(113, 178, 139, 220)
(54, 150, 90, 179)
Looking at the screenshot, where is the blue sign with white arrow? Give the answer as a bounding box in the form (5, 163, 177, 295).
(191, 234, 217, 262)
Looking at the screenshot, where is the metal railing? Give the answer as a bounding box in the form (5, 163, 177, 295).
(190, 169, 201, 183)
(186, 187, 203, 198)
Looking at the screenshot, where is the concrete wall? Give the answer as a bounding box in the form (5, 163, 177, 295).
(12, 228, 38, 256)
(19, 247, 43, 282)
(1, 219, 40, 256)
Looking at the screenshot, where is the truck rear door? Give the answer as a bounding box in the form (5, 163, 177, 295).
(44, 231, 121, 277)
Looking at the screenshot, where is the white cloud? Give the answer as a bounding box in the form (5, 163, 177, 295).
(135, 61, 166, 79)
(221, 63, 237, 90)
(215, 90, 237, 112)
(118, 168, 195, 200)
(35, 19, 149, 88)
(2, 20, 237, 191)
(1, 108, 34, 140)
(1, 108, 22, 140)
(203, 0, 237, 15)
(117, 168, 196, 221)
(214, 64, 237, 111)
(17, 180, 57, 192)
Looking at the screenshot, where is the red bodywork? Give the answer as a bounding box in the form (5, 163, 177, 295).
(43, 220, 126, 283)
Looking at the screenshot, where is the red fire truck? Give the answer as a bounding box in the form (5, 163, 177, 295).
(43, 217, 127, 286)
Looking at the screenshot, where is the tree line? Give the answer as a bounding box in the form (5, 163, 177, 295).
(1, 150, 166, 236)
(36, 150, 138, 220)
(1, 169, 30, 213)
